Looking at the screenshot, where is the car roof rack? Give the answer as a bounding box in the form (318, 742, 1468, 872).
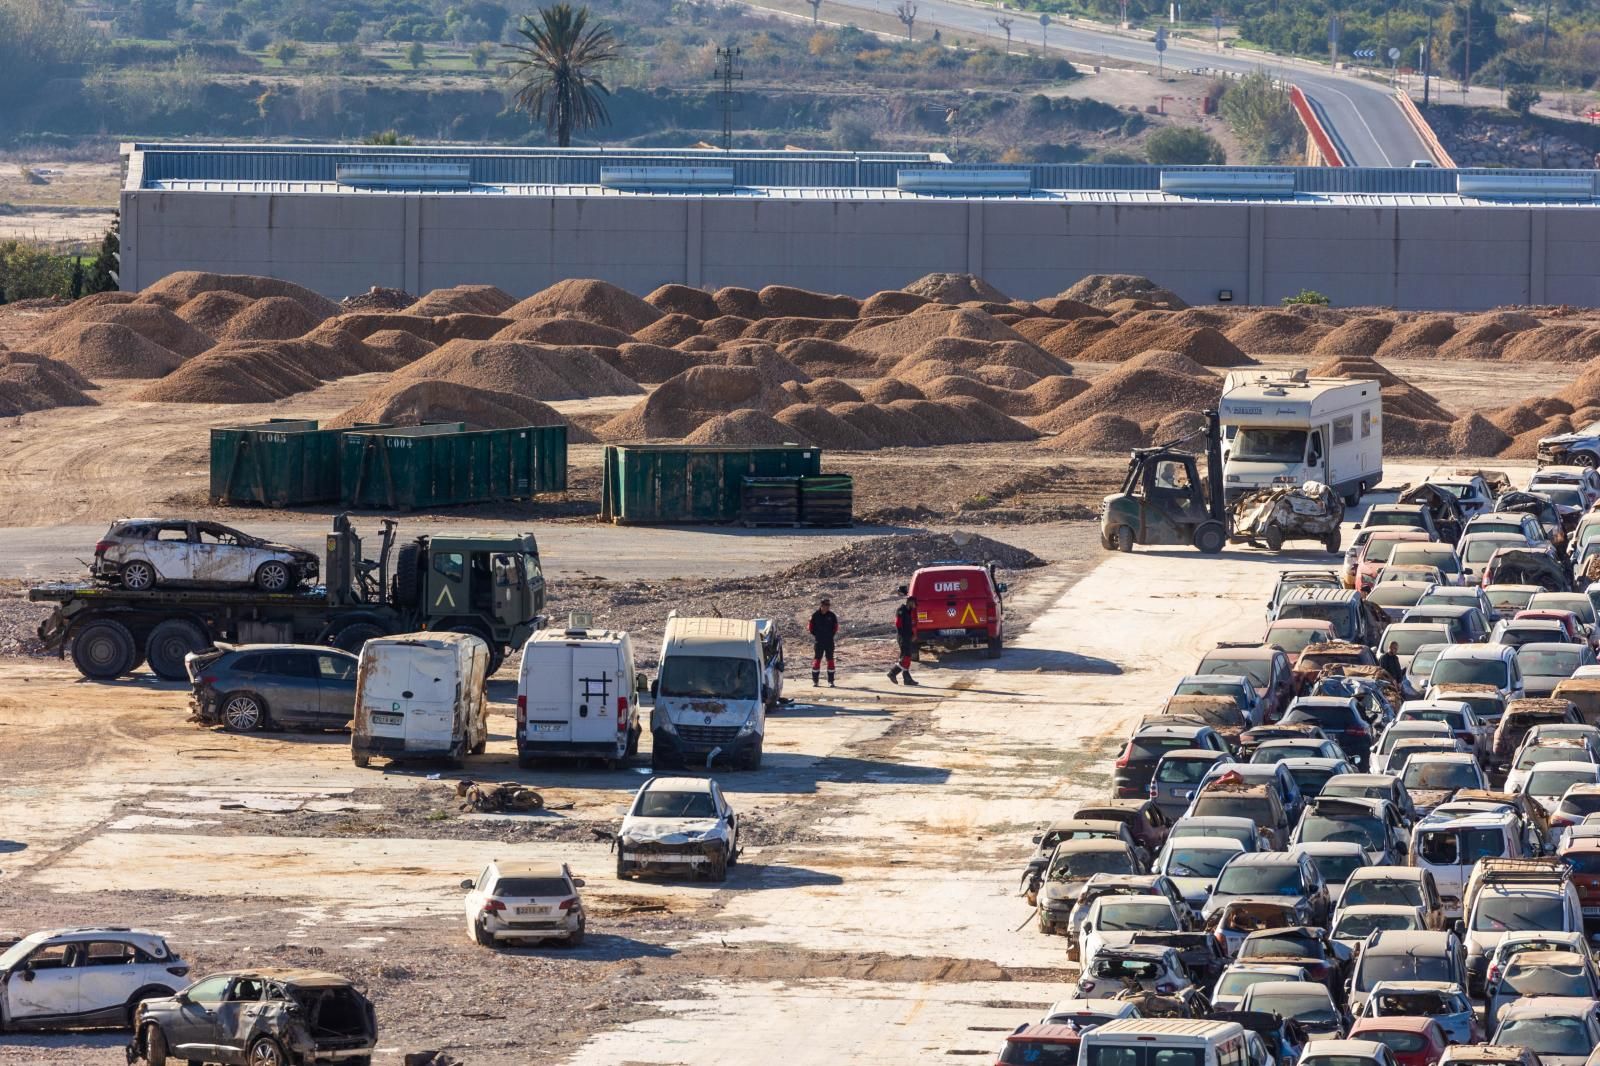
(1477, 858, 1571, 887)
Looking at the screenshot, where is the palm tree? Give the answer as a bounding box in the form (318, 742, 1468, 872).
(505, 4, 618, 147)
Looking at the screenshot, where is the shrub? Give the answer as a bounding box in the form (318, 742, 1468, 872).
(1282, 288, 1330, 306)
(1145, 125, 1226, 164)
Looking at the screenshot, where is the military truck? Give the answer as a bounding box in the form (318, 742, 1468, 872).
(30, 515, 544, 680)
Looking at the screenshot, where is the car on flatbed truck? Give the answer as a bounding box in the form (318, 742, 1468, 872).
(30, 515, 545, 681)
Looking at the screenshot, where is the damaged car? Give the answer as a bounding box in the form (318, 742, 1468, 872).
(615, 776, 738, 882)
(129, 969, 377, 1065)
(0, 928, 188, 1031)
(94, 519, 319, 593)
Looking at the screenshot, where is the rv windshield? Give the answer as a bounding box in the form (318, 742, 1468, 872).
(658, 655, 759, 700)
(1233, 428, 1308, 464)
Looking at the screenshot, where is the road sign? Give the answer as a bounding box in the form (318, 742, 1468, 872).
(1213, 13, 1222, 30)
(1388, 46, 1401, 61)
(1155, 25, 1167, 50)
(1353, 48, 1375, 59)
(1038, 12, 1050, 25)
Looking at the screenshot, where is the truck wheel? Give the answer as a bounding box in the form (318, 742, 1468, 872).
(987, 635, 1003, 659)
(391, 543, 423, 606)
(71, 619, 138, 679)
(1113, 525, 1134, 553)
(333, 622, 386, 655)
(352, 752, 371, 768)
(1193, 522, 1226, 554)
(146, 619, 210, 682)
(221, 693, 268, 732)
(120, 560, 157, 591)
(650, 750, 675, 772)
(144, 1024, 170, 1066)
(1263, 524, 1285, 552)
(625, 725, 640, 757)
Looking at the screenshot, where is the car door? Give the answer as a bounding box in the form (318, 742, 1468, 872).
(4, 941, 80, 1022)
(313, 651, 359, 727)
(76, 940, 141, 1023)
(191, 523, 254, 585)
(140, 522, 197, 583)
(262, 651, 321, 726)
(166, 974, 232, 1059)
(210, 976, 266, 1063)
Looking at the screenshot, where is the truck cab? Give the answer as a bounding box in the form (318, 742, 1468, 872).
(389, 530, 545, 672)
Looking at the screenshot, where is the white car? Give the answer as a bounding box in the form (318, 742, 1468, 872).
(91, 518, 319, 592)
(461, 860, 585, 947)
(1504, 742, 1598, 794)
(1079, 894, 1184, 970)
(1492, 997, 1600, 1066)
(1039, 998, 1143, 1027)
(0, 928, 189, 1030)
(615, 775, 739, 881)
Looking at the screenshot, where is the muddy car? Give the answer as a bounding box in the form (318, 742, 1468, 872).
(129, 969, 377, 1065)
(93, 519, 319, 592)
(615, 776, 739, 882)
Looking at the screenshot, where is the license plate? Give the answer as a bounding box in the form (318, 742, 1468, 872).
(371, 712, 402, 726)
(624, 851, 705, 863)
(515, 905, 552, 915)
(938, 628, 968, 636)
(528, 723, 563, 733)
(1583, 906, 1600, 916)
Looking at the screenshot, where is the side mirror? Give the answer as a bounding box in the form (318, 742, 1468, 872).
(22, 969, 35, 982)
(1083, 922, 1094, 933)
(997, 582, 1009, 593)
(1452, 919, 1466, 938)
(896, 585, 909, 596)
(634, 672, 647, 693)
(649, 678, 659, 698)
(1031, 834, 1042, 844)
(572, 878, 587, 888)
(459, 879, 475, 891)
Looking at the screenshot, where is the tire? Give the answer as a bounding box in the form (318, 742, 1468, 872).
(1324, 529, 1342, 553)
(124, 987, 173, 1029)
(1114, 525, 1134, 553)
(253, 560, 293, 593)
(70, 618, 138, 679)
(247, 1036, 287, 1066)
(625, 725, 640, 757)
(391, 543, 422, 606)
(352, 752, 371, 768)
(616, 851, 630, 880)
(1263, 524, 1285, 552)
(145, 619, 210, 682)
(986, 635, 1003, 659)
(120, 560, 157, 591)
(470, 733, 487, 756)
(517, 753, 535, 770)
(1193, 521, 1226, 554)
(651, 751, 675, 773)
(743, 739, 763, 771)
(221, 692, 268, 732)
(473, 918, 494, 948)
(1577, 452, 1599, 470)
(567, 917, 586, 947)
(333, 622, 387, 655)
(144, 1024, 170, 1066)
(708, 852, 729, 882)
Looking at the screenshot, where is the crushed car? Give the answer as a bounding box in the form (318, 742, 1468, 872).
(1230, 481, 1345, 553)
(92, 519, 319, 592)
(614, 776, 739, 882)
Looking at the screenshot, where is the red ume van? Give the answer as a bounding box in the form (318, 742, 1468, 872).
(900, 563, 1006, 659)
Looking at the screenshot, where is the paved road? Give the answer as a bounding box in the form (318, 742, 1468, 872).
(764, 0, 1435, 166)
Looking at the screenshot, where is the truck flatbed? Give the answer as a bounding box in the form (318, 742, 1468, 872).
(28, 582, 332, 607)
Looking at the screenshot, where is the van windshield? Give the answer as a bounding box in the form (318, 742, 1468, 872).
(659, 655, 758, 700)
(1002, 1041, 1080, 1066)
(636, 790, 717, 818)
(1418, 827, 1507, 865)
(1234, 428, 1307, 464)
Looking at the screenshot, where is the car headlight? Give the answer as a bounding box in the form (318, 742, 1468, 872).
(655, 715, 677, 735)
(738, 715, 757, 736)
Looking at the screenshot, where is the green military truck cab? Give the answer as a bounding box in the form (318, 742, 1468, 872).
(396, 532, 544, 673)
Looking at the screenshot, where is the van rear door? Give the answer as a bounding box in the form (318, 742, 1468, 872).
(914, 567, 993, 639)
(522, 644, 574, 745)
(369, 645, 458, 754)
(571, 645, 622, 749)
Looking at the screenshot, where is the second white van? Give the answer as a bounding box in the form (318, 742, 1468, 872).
(516, 626, 641, 768)
(1080, 1018, 1251, 1066)
(651, 616, 767, 771)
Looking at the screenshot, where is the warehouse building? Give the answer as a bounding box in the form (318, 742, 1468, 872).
(120, 142, 1600, 310)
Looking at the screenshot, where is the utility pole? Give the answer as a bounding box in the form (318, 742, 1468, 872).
(1328, 10, 1339, 67)
(1541, 0, 1552, 55)
(1463, 0, 1473, 96)
(1422, 12, 1433, 106)
(713, 46, 742, 152)
(1038, 12, 1050, 51)
(806, 0, 821, 22)
(995, 14, 1014, 65)
(1119, 0, 1128, 26)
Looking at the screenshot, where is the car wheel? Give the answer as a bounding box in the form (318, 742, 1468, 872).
(708, 851, 729, 882)
(1114, 525, 1134, 553)
(124, 987, 174, 1029)
(567, 916, 586, 947)
(144, 1024, 170, 1066)
(145, 619, 210, 682)
(1263, 523, 1285, 552)
(1324, 529, 1342, 553)
(121, 560, 157, 591)
(254, 560, 293, 592)
(70, 618, 139, 679)
(221, 693, 268, 732)
(248, 1036, 287, 1066)
(743, 739, 763, 771)
(650, 751, 675, 773)
(352, 752, 371, 768)
(1578, 452, 1599, 469)
(616, 851, 630, 880)
(986, 634, 1002, 659)
(473, 918, 494, 948)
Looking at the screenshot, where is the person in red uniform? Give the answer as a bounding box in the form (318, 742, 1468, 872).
(808, 597, 839, 687)
(888, 594, 919, 686)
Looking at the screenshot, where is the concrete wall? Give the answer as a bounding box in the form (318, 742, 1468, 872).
(122, 189, 1600, 310)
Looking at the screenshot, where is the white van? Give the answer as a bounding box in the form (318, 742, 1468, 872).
(1221, 373, 1382, 505)
(516, 626, 640, 768)
(1080, 1018, 1250, 1066)
(351, 631, 489, 768)
(651, 616, 767, 771)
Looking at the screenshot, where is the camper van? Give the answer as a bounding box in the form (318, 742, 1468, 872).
(1220, 372, 1383, 505)
(516, 626, 641, 767)
(651, 616, 767, 772)
(351, 631, 489, 768)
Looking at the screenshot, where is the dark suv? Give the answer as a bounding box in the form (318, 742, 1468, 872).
(185, 644, 359, 733)
(1281, 696, 1375, 770)
(1113, 723, 1229, 799)
(1203, 851, 1331, 927)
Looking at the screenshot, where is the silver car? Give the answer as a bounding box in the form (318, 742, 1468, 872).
(93, 518, 318, 592)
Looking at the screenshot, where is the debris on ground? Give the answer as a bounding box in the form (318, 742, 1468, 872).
(456, 780, 545, 813)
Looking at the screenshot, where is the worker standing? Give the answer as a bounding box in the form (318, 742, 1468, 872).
(809, 597, 839, 687)
(888, 594, 919, 686)
(1378, 641, 1404, 685)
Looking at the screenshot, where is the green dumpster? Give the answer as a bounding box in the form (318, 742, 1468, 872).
(340, 424, 568, 510)
(600, 444, 823, 524)
(210, 419, 389, 507)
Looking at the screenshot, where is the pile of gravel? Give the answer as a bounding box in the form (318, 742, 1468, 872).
(779, 531, 1044, 581)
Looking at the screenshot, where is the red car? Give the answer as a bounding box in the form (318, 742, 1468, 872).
(1347, 1017, 1449, 1066)
(900, 563, 1006, 659)
(1558, 836, 1600, 924)
(995, 1023, 1081, 1066)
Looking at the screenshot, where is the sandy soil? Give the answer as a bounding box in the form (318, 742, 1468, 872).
(0, 159, 121, 246)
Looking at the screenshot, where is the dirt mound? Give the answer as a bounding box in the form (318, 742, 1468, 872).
(141, 270, 338, 319)
(1022, 376, 1091, 415)
(773, 403, 876, 450)
(757, 285, 859, 320)
(1489, 398, 1573, 436)
(1385, 414, 1453, 456)
(645, 284, 719, 320)
(632, 313, 703, 347)
(849, 307, 1034, 358)
(715, 343, 810, 387)
(1312, 316, 1396, 358)
(404, 285, 516, 318)
(1062, 274, 1187, 310)
(742, 316, 858, 345)
(1383, 383, 1456, 423)
(1226, 310, 1332, 355)
(782, 530, 1044, 580)
(505, 279, 662, 332)
(1149, 409, 1209, 443)
(175, 290, 254, 337)
(1036, 318, 1120, 360)
(394, 339, 643, 402)
(1501, 324, 1600, 363)
(859, 290, 933, 317)
(599, 365, 776, 440)
(777, 338, 878, 377)
(604, 342, 703, 384)
(43, 322, 185, 380)
(713, 286, 764, 319)
(858, 379, 926, 404)
(1437, 315, 1523, 360)
(972, 365, 1041, 389)
(1375, 316, 1458, 360)
(1077, 323, 1253, 367)
(42, 302, 214, 359)
(329, 379, 596, 439)
(362, 330, 438, 365)
(494, 316, 633, 348)
(1447, 413, 1513, 457)
(131, 341, 332, 403)
(902, 273, 1009, 304)
(0, 352, 98, 416)
(780, 377, 864, 406)
(675, 336, 721, 353)
(1309, 355, 1403, 386)
(214, 296, 321, 343)
(682, 409, 799, 446)
(1012, 317, 1075, 344)
(341, 286, 416, 312)
(1502, 416, 1572, 460)
(1033, 297, 1105, 321)
(1033, 363, 1221, 432)
(1041, 412, 1148, 454)
(703, 315, 753, 342)
(888, 336, 1070, 379)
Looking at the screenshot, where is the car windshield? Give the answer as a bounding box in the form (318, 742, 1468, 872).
(1371, 586, 1429, 610)
(1288, 703, 1357, 728)
(1096, 902, 1178, 931)
(1241, 935, 1320, 959)
(1269, 627, 1331, 654)
(1192, 796, 1275, 823)
(658, 655, 758, 700)
(1465, 539, 1518, 563)
(1364, 540, 1408, 564)
(1252, 990, 1338, 1024)
(1198, 656, 1271, 689)
(1001, 1041, 1080, 1066)
(1528, 768, 1598, 799)
(1387, 629, 1447, 655)
(1359, 954, 1454, 987)
(1532, 597, 1595, 624)
(1303, 1058, 1381, 1066)
(1217, 970, 1297, 997)
(1403, 760, 1480, 790)
(1336, 911, 1417, 939)
(1342, 879, 1425, 909)
(1405, 710, 1466, 730)
(1300, 814, 1383, 850)
(635, 790, 717, 818)
(1090, 957, 1163, 980)
(1543, 488, 1584, 508)
(1496, 1018, 1592, 1056)
(1288, 766, 1339, 796)
(1431, 658, 1509, 688)
(1174, 682, 1249, 709)
(1367, 1032, 1431, 1054)
(1370, 511, 1427, 529)
(1218, 864, 1300, 895)
(1490, 589, 1538, 612)
(1516, 746, 1590, 770)
(1234, 428, 1307, 464)
(1279, 604, 1354, 635)
(1163, 846, 1237, 877)
(1421, 827, 1509, 864)
(1410, 648, 1445, 676)
(493, 876, 571, 897)
(1371, 991, 1458, 1016)
(1157, 758, 1217, 785)
(1557, 794, 1600, 818)
(0, 937, 44, 971)
(1472, 895, 1566, 932)
(1522, 649, 1582, 676)
(1050, 851, 1135, 881)
(1500, 627, 1559, 649)
(1257, 742, 1327, 764)
(1307, 851, 1364, 884)
(1131, 735, 1202, 761)
(1503, 961, 1591, 996)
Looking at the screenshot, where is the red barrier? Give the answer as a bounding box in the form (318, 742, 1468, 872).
(1289, 85, 1345, 167)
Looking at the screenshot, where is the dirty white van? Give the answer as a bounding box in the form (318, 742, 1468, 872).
(351, 631, 489, 768)
(516, 626, 640, 768)
(651, 616, 767, 772)
(1080, 1018, 1250, 1066)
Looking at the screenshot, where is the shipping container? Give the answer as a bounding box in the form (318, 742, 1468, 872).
(210, 419, 388, 507)
(600, 444, 822, 524)
(340, 424, 568, 510)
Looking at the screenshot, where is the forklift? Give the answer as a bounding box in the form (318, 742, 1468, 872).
(1099, 410, 1228, 554)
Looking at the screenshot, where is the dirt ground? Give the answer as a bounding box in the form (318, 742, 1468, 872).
(0, 158, 121, 246)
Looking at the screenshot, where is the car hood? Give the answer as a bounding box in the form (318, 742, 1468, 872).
(1542, 432, 1599, 447)
(1407, 788, 1457, 812)
(1041, 881, 1087, 907)
(619, 817, 728, 843)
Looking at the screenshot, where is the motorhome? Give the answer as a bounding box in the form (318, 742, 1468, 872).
(1220, 372, 1383, 505)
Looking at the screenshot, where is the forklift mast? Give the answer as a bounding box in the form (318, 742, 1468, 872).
(1204, 409, 1224, 523)
(326, 515, 398, 606)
